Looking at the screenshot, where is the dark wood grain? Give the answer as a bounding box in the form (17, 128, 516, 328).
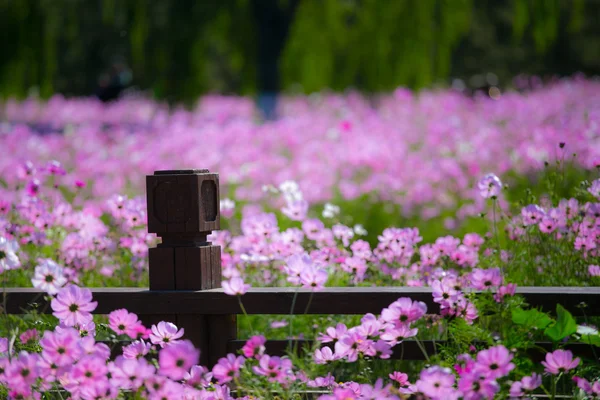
(6, 287, 600, 316)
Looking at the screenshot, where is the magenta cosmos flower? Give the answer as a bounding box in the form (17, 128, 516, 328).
(158, 339, 200, 380)
(51, 285, 97, 327)
(252, 354, 294, 384)
(542, 349, 580, 374)
(108, 308, 141, 338)
(474, 345, 515, 379)
(212, 353, 245, 384)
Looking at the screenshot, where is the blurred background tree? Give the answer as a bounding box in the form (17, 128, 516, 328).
(0, 0, 598, 103)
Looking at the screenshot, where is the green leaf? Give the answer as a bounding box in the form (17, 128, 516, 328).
(580, 334, 600, 347)
(545, 304, 578, 342)
(511, 307, 553, 329)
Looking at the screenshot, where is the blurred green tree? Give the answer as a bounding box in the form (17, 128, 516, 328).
(0, 0, 596, 102)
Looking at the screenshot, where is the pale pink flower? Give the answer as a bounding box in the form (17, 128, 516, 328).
(150, 321, 184, 347)
(222, 277, 250, 296)
(477, 173, 502, 198)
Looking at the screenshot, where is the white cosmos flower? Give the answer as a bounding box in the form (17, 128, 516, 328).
(322, 203, 340, 219)
(31, 259, 67, 295)
(0, 236, 20, 273)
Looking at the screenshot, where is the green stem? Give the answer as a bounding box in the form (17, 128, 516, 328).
(303, 291, 314, 315)
(491, 198, 503, 274)
(288, 289, 300, 352)
(237, 295, 253, 334)
(413, 337, 430, 362)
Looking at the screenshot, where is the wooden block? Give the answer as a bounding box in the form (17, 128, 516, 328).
(149, 247, 175, 290)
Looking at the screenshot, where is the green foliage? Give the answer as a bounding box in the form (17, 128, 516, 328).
(511, 307, 553, 330)
(545, 304, 578, 342)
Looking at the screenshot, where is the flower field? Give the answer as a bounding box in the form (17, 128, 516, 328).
(2, 78, 600, 398)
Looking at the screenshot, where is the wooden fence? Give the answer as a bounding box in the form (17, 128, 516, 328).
(4, 169, 600, 367)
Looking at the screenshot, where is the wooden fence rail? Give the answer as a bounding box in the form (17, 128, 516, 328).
(4, 169, 600, 367)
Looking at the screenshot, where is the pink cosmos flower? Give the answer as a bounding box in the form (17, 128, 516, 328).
(307, 373, 335, 388)
(380, 324, 418, 345)
(71, 354, 109, 386)
(314, 346, 336, 364)
(380, 297, 427, 326)
(541, 349, 580, 374)
(521, 204, 546, 226)
(415, 366, 458, 400)
(509, 373, 542, 397)
(158, 339, 200, 380)
(318, 323, 348, 343)
(185, 365, 213, 388)
(39, 327, 82, 366)
(469, 268, 503, 290)
(110, 355, 155, 390)
(252, 355, 294, 384)
(150, 321, 184, 347)
(212, 353, 245, 384)
(494, 283, 517, 302)
(108, 308, 140, 338)
(477, 173, 502, 198)
(282, 199, 309, 221)
(458, 371, 499, 399)
(588, 179, 600, 199)
(539, 216, 557, 233)
(5, 352, 40, 390)
(25, 178, 41, 196)
(51, 285, 97, 327)
(475, 345, 515, 379)
(431, 278, 460, 305)
(589, 265, 600, 277)
(318, 387, 358, 400)
(222, 276, 250, 296)
(19, 329, 38, 344)
(300, 264, 328, 291)
(78, 335, 111, 359)
(241, 335, 266, 358)
(31, 258, 67, 295)
(122, 339, 152, 359)
(284, 253, 314, 285)
(270, 320, 288, 329)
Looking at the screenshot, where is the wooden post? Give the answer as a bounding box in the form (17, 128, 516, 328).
(145, 169, 236, 366)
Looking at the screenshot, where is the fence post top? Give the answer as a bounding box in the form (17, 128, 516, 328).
(146, 168, 220, 241)
(153, 169, 212, 175)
